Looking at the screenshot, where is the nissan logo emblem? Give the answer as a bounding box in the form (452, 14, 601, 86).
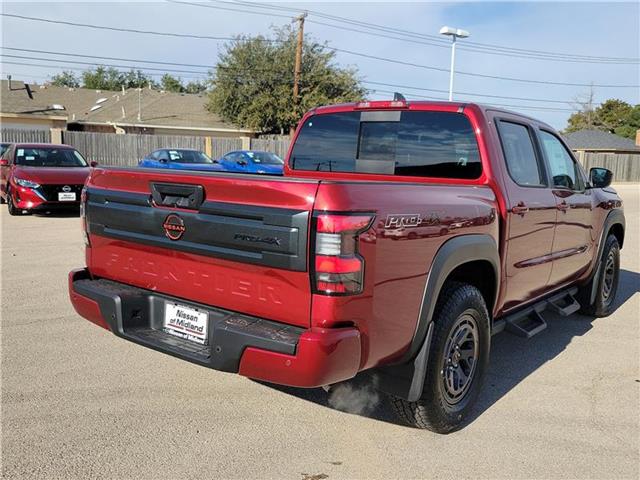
(62, 185, 72, 192)
(162, 214, 186, 241)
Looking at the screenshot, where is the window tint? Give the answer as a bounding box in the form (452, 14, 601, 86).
(539, 131, 584, 190)
(15, 148, 87, 167)
(165, 150, 213, 164)
(498, 121, 544, 187)
(246, 151, 284, 165)
(290, 111, 481, 179)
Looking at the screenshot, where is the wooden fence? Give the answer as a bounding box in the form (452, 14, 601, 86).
(0, 128, 50, 144)
(578, 152, 640, 182)
(63, 131, 244, 166)
(250, 138, 291, 159)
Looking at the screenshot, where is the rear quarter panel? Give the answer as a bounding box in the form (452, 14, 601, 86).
(313, 182, 498, 369)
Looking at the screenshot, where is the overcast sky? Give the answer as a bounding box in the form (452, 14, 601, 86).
(1, 1, 638, 129)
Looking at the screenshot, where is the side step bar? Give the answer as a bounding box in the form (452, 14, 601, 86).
(493, 287, 579, 338)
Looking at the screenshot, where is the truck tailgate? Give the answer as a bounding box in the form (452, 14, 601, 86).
(85, 168, 319, 328)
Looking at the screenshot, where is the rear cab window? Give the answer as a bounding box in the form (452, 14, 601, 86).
(290, 110, 482, 179)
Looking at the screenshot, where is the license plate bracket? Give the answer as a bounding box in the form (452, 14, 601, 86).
(58, 192, 76, 201)
(163, 302, 209, 345)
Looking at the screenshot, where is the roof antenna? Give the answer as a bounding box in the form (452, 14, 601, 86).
(393, 92, 406, 102)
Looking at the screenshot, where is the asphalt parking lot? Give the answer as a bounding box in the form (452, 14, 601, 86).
(1, 185, 638, 480)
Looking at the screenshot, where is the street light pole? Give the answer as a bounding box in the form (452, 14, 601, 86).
(439, 26, 470, 101)
(448, 35, 456, 101)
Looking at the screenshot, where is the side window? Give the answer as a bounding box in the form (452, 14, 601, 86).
(157, 150, 170, 162)
(497, 121, 544, 187)
(539, 131, 584, 191)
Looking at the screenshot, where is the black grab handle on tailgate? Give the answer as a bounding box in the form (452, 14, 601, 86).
(150, 183, 204, 210)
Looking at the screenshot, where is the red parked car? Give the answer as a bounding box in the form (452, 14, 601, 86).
(68, 101, 624, 433)
(0, 143, 91, 215)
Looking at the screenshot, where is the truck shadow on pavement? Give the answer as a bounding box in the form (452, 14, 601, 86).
(257, 268, 639, 429)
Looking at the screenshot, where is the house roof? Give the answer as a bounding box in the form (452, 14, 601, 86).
(563, 129, 640, 151)
(1, 79, 105, 120)
(0, 79, 252, 133)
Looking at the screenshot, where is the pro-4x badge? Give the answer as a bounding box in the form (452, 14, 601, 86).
(385, 214, 422, 229)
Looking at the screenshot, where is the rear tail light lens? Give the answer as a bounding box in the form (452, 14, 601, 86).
(313, 214, 374, 295)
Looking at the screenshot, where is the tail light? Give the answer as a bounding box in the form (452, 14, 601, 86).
(80, 186, 90, 246)
(313, 213, 374, 295)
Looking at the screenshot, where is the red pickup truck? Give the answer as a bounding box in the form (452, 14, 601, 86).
(68, 100, 624, 433)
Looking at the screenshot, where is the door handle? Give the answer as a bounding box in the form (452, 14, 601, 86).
(511, 202, 529, 215)
(557, 201, 569, 212)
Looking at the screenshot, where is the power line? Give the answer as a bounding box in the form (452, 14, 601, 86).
(369, 88, 576, 113)
(0, 47, 287, 76)
(328, 47, 639, 88)
(2, 47, 214, 69)
(167, 3, 640, 86)
(0, 61, 209, 81)
(167, 0, 292, 19)
(3, 12, 638, 89)
(308, 17, 636, 65)
(362, 80, 596, 106)
(1, 54, 209, 75)
(1, 47, 602, 105)
(223, 0, 639, 63)
(0, 13, 244, 42)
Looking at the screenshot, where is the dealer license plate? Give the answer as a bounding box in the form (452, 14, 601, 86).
(58, 192, 76, 201)
(163, 303, 209, 345)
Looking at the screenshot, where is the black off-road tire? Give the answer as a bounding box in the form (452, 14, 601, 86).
(7, 192, 20, 216)
(578, 234, 620, 317)
(388, 282, 491, 433)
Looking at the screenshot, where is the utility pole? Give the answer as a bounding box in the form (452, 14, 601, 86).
(291, 12, 307, 136)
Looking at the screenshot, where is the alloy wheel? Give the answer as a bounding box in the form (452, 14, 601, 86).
(441, 313, 479, 405)
(602, 250, 617, 302)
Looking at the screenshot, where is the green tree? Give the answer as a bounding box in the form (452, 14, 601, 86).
(597, 99, 633, 131)
(82, 66, 154, 90)
(207, 25, 366, 133)
(161, 74, 185, 92)
(565, 97, 640, 139)
(185, 80, 207, 94)
(614, 105, 640, 139)
(50, 70, 80, 88)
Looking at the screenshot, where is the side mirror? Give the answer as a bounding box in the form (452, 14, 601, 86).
(237, 160, 248, 166)
(159, 158, 168, 163)
(589, 167, 613, 189)
(90, 160, 98, 168)
(0, 158, 8, 167)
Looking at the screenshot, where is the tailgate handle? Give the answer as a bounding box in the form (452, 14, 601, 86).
(150, 183, 204, 210)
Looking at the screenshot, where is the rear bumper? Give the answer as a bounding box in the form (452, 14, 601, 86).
(68, 268, 361, 387)
(12, 186, 80, 211)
